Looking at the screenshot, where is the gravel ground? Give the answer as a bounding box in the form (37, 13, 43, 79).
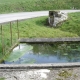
(0, 67, 80, 80)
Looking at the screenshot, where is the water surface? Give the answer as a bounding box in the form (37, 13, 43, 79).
(4, 42, 80, 64)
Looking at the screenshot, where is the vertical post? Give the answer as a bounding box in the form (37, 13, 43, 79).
(17, 20, 20, 49)
(1, 25, 4, 55)
(10, 22, 12, 45)
(17, 20, 19, 39)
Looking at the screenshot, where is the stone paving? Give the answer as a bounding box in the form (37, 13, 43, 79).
(0, 67, 80, 80)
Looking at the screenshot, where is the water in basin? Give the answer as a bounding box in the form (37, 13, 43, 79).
(4, 42, 80, 64)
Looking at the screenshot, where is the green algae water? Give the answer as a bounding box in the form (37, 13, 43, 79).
(4, 42, 80, 64)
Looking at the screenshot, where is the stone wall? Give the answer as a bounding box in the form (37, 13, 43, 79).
(48, 11, 68, 27)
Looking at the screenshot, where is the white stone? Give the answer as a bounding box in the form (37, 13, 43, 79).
(5, 77, 17, 80)
(53, 12, 68, 26)
(36, 69, 50, 73)
(49, 11, 68, 27)
(27, 69, 50, 79)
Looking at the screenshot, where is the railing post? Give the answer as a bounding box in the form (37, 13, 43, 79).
(17, 20, 19, 39)
(17, 20, 20, 49)
(10, 22, 12, 45)
(1, 25, 4, 55)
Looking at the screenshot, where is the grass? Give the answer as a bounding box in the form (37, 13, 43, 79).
(18, 17, 78, 38)
(0, 12, 80, 61)
(0, 78, 5, 80)
(18, 12, 80, 38)
(0, 0, 80, 13)
(60, 12, 80, 36)
(58, 70, 72, 78)
(57, 69, 77, 80)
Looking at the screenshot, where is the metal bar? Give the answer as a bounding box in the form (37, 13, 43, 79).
(17, 20, 20, 49)
(1, 25, 4, 55)
(10, 22, 12, 45)
(17, 20, 19, 39)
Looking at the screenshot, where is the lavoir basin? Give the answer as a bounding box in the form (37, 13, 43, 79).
(4, 42, 80, 64)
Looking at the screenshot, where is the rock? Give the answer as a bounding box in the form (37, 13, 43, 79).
(5, 77, 17, 80)
(48, 11, 68, 27)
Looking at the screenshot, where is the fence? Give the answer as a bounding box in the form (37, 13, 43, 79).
(0, 20, 19, 55)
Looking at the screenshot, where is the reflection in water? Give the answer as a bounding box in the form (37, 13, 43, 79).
(4, 42, 80, 64)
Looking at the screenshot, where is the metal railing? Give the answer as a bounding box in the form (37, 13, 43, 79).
(0, 20, 19, 55)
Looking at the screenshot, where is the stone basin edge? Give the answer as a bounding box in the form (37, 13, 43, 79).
(19, 37, 80, 43)
(0, 62, 80, 69)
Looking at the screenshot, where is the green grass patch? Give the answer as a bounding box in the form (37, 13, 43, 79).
(60, 12, 80, 36)
(18, 12, 80, 38)
(58, 70, 72, 78)
(0, 78, 5, 80)
(0, 0, 80, 13)
(18, 17, 78, 38)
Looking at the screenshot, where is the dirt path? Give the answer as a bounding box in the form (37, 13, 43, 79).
(0, 67, 80, 80)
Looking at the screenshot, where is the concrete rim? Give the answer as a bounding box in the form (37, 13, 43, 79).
(19, 37, 80, 43)
(0, 62, 80, 69)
